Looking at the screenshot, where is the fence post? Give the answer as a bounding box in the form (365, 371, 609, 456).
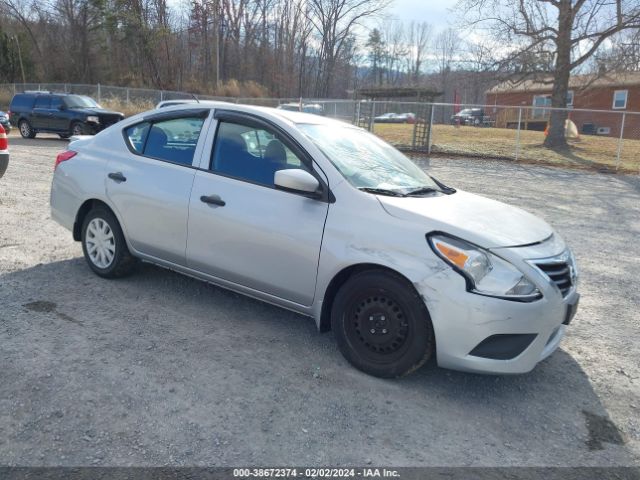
(160, 90, 164, 102)
(515, 107, 523, 161)
(369, 101, 376, 132)
(615, 113, 626, 171)
(334, 102, 337, 117)
(97, 83, 101, 103)
(427, 105, 435, 155)
(126, 88, 130, 106)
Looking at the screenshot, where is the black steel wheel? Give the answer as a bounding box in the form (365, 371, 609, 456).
(331, 269, 435, 378)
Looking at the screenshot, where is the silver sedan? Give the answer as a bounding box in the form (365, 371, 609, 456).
(50, 102, 579, 378)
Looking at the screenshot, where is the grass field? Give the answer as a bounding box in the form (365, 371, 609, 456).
(374, 123, 640, 173)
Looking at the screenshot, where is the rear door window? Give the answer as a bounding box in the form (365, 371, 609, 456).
(124, 116, 205, 166)
(34, 97, 51, 109)
(124, 123, 151, 153)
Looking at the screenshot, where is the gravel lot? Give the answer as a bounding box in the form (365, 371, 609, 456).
(1, 133, 639, 467)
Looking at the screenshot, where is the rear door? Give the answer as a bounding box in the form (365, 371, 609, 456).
(105, 109, 210, 265)
(186, 111, 330, 306)
(32, 96, 51, 130)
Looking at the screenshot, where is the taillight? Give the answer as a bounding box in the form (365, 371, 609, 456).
(0, 124, 7, 150)
(55, 150, 77, 170)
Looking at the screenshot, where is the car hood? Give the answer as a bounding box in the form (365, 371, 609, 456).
(69, 108, 123, 116)
(377, 190, 553, 248)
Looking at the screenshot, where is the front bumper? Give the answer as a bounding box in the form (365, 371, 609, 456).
(1, 122, 10, 133)
(416, 238, 579, 374)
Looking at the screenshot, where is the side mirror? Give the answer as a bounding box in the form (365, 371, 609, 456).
(274, 169, 320, 197)
(59, 104, 66, 111)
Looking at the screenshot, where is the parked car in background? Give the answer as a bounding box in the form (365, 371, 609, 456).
(9, 91, 124, 139)
(0, 110, 11, 133)
(277, 103, 325, 116)
(450, 108, 485, 125)
(156, 99, 200, 109)
(0, 124, 8, 178)
(374, 112, 416, 124)
(51, 102, 579, 379)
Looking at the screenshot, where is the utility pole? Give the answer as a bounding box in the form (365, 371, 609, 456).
(14, 36, 26, 85)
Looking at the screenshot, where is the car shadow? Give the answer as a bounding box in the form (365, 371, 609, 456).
(8, 134, 69, 149)
(0, 258, 636, 466)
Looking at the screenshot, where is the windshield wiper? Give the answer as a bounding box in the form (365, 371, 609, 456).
(405, 186, 441, 196)
(358, 187, 406, 197)
(429, 176, 456, 194)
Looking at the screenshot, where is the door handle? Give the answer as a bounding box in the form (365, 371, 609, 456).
(200, 194, 226, 207)
(108, 172, 127, 182)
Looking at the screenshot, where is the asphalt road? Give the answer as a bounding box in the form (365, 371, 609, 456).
(1, 133, 639, 467)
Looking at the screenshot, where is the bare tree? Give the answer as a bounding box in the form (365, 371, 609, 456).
(379, 18, 407, 86)
(307, 0, 389, 97)
(406, 21, 432, 84)
(435, 28, 461, 102)
(458, 0, 640, 148)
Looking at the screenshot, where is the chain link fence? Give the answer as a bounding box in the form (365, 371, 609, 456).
(315, 100, 640, 173)
(1, 83, 638, 173)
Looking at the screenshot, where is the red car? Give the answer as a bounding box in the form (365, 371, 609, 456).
(0, 124, 9, 178)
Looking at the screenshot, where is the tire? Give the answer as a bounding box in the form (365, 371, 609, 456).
(19, 119, 36, 139)
(81, 207, 136, 278)
(71, 122, 86, 136)
(59, 133, 71, 139)
(331, 270, 435, 378)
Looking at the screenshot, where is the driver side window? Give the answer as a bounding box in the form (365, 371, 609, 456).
(210, 121, 310, 186)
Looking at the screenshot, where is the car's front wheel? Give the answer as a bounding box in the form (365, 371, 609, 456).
(19, 120, 36, 139)
(81, 207, 136, 278)
(331, 270, 435, 378)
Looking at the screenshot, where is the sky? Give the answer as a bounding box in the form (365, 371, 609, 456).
(387, 0, 458, 30)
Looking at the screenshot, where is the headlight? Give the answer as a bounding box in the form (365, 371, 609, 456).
(428, 234, 541, 301)
(86, 116, 100, 123)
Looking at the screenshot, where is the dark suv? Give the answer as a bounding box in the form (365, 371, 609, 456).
(9, 92, 124, 139)
(450, 108, 485, 126)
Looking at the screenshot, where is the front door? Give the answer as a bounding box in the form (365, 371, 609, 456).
(186, 116, 329, 306)
(106, 112, 209, 265)
(49, 97, 68, 132)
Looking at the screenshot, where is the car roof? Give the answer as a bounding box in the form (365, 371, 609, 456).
(156, 101, 339, 126)
(17, 91, 81, 96)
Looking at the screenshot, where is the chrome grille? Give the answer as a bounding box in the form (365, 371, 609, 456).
(533, 253, 575, 297)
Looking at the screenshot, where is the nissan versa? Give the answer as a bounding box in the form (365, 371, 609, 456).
(50, 103, 579, 378)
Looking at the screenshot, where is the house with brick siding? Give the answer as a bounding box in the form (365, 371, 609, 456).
(485, 72, 640, 139)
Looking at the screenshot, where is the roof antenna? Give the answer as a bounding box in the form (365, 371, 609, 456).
(191, 93, 200, 103)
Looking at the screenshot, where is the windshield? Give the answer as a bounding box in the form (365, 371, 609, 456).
(64, 95, 100, 109)
(298, 123, 441, 194)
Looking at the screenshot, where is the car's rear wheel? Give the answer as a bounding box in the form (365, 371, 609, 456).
(59, 133, 71, 139)
(71, 122, 86, 136)
(81, 208, 136, 278)
(331, 270, 435, 378)
(19, 120, 36, 139)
